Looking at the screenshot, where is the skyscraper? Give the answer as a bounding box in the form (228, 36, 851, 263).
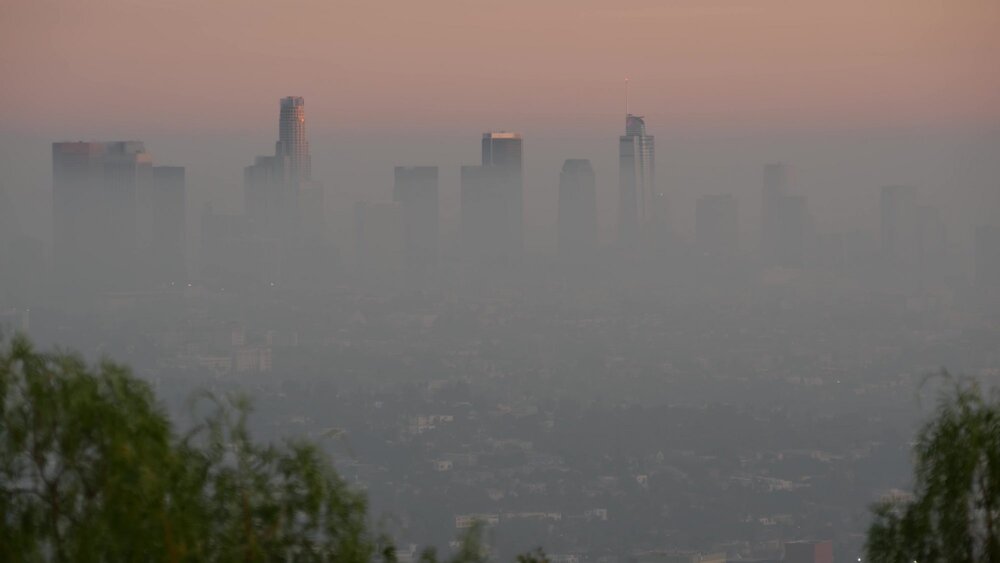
(557, 159, 598, 261)
(244, 96, 322, 246)
(461, 132, 523, 264)
(695, 194, 739, 258)
(52, 141, 152, 291)
(276, 96, 311, 184)
(393, 166, 439, 270)
(619, 114, 655, 246)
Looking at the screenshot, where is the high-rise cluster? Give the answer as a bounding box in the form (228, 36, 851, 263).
(51, 141, 185, 292)
(42, 94, 997, 307)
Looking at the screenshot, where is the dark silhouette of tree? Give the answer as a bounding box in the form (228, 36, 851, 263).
(0, 335, 545, 562)
(866, 375, 1000, 562)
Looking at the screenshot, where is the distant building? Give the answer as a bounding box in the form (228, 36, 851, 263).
(461, 132, 523, 264)
(782, 540, 832, 563)
(276, 96, 311, 184)
(557, 159, 598, 261)
(244, 96, 324, 248)
(695, 194, 738, 257)
(244, 154, 292, 237)
(52, 141, 154, 291)
(151, 166, 186, 283)
(760, 163, 807, 267)
(619, 114, 656, 246)
(393, 166, 439, 270)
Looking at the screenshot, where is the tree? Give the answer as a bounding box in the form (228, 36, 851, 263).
(866, 376, 1000, 562)
(0, 335, 545, 562)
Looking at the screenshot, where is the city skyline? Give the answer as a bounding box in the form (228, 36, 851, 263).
(2, 4, 1000, 561)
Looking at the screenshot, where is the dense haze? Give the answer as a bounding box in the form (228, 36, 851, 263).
(2, 1, 1000, 562)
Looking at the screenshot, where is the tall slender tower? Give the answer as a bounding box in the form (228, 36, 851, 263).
(275, 96, 311, 184)
(247, 96, 321, 242)
(618, 114, 655, 246)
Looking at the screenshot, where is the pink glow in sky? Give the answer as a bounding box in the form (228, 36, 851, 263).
(1, 0, 998, 134)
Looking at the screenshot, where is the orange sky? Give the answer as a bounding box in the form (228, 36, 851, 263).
(1, 0, 998, 134)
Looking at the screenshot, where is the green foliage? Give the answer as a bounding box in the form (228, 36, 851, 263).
(0, 335, 542, 562)
(866, 374, 1000, 562)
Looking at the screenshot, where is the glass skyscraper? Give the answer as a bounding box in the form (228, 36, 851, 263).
(618, 114, 655, 246)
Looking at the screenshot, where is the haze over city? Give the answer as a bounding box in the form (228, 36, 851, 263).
(1, 1, 999, 562)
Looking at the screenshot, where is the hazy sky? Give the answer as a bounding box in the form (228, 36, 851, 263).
(1, 0, 998, 134)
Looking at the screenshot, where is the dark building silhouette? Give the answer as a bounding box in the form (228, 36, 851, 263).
(557, 159, 598, 261)
(461, 132, 523, 264)
(393, 166, 439, 270)
(695, 194, 738, 258)
(244, 154, 291, 237)
(52, 141, 152, 291)
(151, 166, 186, 283)
(619, 114, 655, 247)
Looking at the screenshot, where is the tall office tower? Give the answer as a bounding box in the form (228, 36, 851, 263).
(880, 185, 920, 266)
(695, 194, 739, 257)
(557, 159, 598, 261)
(354, 201, 405, 282)
(618, 114, 655, 246)
(460, 133, 523, 264)
(482, 131, 524, 256)
(760, 163, 806, 267)
(151, 166, 187, 282)
(244, 155, 292, 235)
(52, 141, 152, 291)
(245, 96, 323, 247)
(393, 166, 439, 269)
(975, 224, 1000, 293)
(276, 96, 311, 184)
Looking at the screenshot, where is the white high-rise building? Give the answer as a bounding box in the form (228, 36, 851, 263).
(619, 114, 655, 245)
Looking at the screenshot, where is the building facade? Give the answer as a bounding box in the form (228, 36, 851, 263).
(619, 114, 656, 247)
